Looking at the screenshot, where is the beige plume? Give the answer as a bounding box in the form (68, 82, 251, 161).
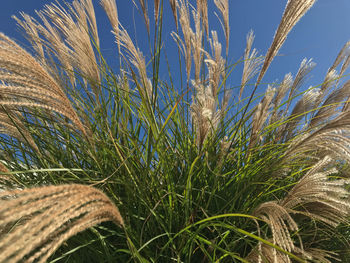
(0, 33, 87, 137)
(0, 184, 124, 263)
(256, 0, 316, 86)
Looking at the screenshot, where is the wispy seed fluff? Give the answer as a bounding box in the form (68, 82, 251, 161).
(256, 0, 316, 86)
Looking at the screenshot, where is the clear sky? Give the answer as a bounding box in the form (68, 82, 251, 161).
(1, 0, 350, 96)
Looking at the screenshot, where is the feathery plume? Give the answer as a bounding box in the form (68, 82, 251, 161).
(138, 0, 150, 35)
(196, 0, 208, 38)
(329, 40, 350, 72)
(213, 0, 229, 55)
(169, 0, 178, 29)
(271, 73, 293, 126)
(0, 184, 124, 263)
(100, 0, 120, 53)
(282, 87, 321, 141)
(13, 12, 76, 87)
(311, 69, 338, 112)
(191, 9, 203, 83)
(284, 58, 316, 113)
(281, 156, 350, 226)
(0, 107, 39, 152)
(191, 81, 220, 148)
(286, 108, 350, 163)
(240, 30, 263, 99)
(41, 1, 101, 90)
(250, 156, 350, 262)
(0, 33, 87, 137)
(115, 25, 152, 99)
(256, 0, 316, 86)
(253, 201, 298, 254)
(80, 0, 99, 48)
(249, 85, 276, 148)
(154, 0, 160, 25)
(178, 0, 192, 80)
(310, 79, 350, 128)
(205, 31, 225, 97)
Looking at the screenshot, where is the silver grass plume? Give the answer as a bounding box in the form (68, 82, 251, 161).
(247, 243, 336, 263)
(310, 79, 350, 128)
(250, 156, 350, 262)
(213, 0, 229, 55)
(309, 69, 338, 123)
(0, 184, 124, 263)
(256, 0, 316, 86)
(138, 0, 150, 35)
(13, 13, 76, 87)
(154, 0, 160, 25)
(191, 9, 203, 84)
(178, 0, 192, 80)
(41, 1, 101, 90)
(115, 25, 153, 100)
(196, 0, 208, 38)
(240, 30, 263, 100)
(169, 0, 178, 29)
(0, 33, 87, 137)
(329, 40, 350, 73)
(284, 58, 316, 114)
(284, 77, 350, 163)
(281, 156, 350, 226)
(100, 0, 120, 53)
(282, 87, 321, 141)
(270, 73, 293, 126)
(205, 31, 225, 98)
(191, 81, 221, 148)
(15, 0, 102, 100)
(249, 85, 276, 149)
(0, 103, 39, 153)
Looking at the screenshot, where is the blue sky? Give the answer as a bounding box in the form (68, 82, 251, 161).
(1, 0, 350, 97)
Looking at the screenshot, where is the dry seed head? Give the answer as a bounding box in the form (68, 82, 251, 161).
(281, 156, 350, 226)
(0, 108, 39, 153)
(311, 69, 338, 111)
(329, 40, 350, 72)
(80, 0, 99, 47)
(240, 30, 263, 100)
(100, 0, 120, 52)
(311, 79, 350, 128)
(256, 0, 316, 86)
(205, 31, 225, 97)
(213, 0, 229, 55)
(0, 184, 124, 263)
(154, 0, 160, 25)
(250, 157, 350, 262)
(169, 0, 178, 29)
(191, 9, 203, 83)
(43, 1, 101, 88)
(115, 26, 152, 99)
(271, 73, 293, 126)
(14, 12, 76, 87)
(178, 0, 192, 80)
(249, 85, 276, 148)
(253, 201, 298, 253)
(191, 81, 220, 148)
(138, 0, 150, 34)
(282, 87, 321, 141)
(284, 58, 316, 114)
(196, 0, 208, 38)
(0, 33, 87, 137)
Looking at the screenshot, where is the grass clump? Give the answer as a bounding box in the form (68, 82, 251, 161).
(0, 0, 350, 262)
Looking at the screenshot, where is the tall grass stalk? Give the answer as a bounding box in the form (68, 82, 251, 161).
(0, 0, 350, 262)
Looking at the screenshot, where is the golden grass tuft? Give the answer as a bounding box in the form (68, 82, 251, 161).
(0, 184, 124, 263)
